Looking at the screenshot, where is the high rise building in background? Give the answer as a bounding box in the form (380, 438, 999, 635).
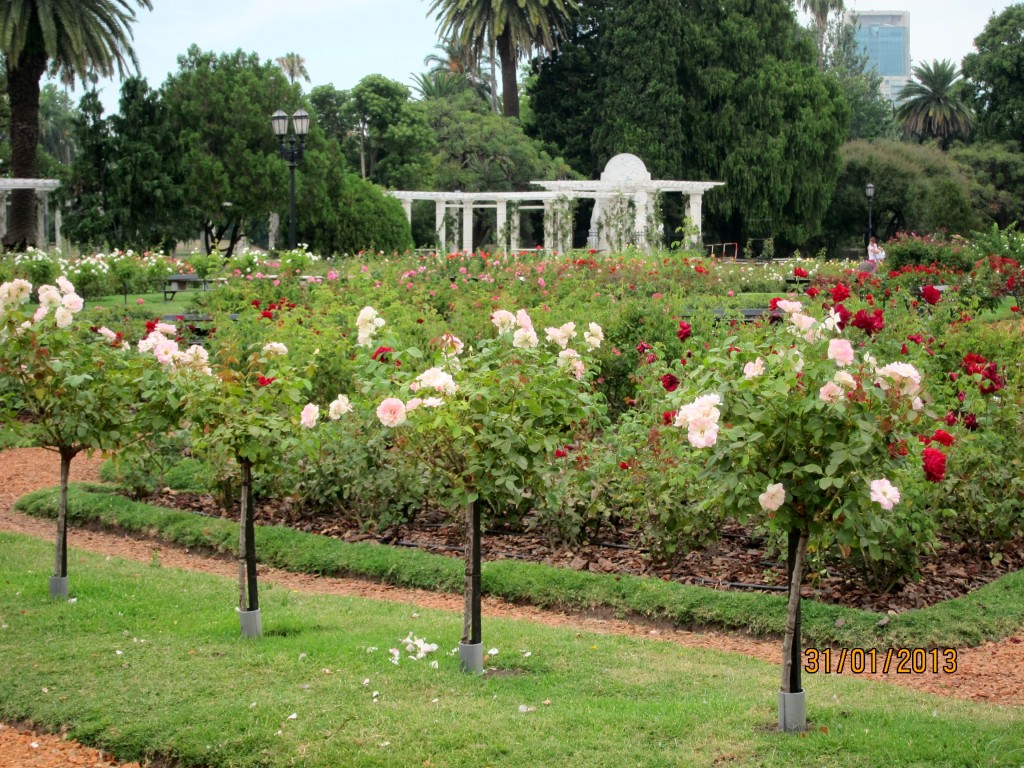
(845, 10, 912, 104)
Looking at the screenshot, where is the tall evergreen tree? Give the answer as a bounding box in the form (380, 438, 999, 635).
(0, 0, 151, 249)
(962, 4, 1024, 145)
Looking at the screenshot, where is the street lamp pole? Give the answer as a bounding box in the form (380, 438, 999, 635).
(271, 108, 310, 249)
(865, 182, 875, 242)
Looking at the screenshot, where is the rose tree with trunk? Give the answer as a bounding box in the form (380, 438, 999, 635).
(0, 277, 142, 597)
(665, 300, 930, 731)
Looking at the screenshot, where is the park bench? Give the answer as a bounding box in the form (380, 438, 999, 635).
(680, 307, 782, 324)
(159, 274, 227, 301)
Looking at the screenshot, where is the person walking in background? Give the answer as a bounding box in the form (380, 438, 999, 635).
(867, 236, 885, 266)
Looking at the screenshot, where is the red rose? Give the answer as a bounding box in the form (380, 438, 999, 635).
(931, 429, 955, 447)
(1012, 306, 1020, 313)
(830, 283, 851, 302)
(257, 376, 276, 387)
(251, 299, 261, 307)
(945, 411, 958, 426)
(769, 297, 782, 310)
(554, 448, 568, 458)
(922, 447, 947, 482)
(793, 267, 809, 277)
(661, 374, 679, 392)
(636, 341, 653, 355)
(963, 413, 979, 431)
(921, 285, 942, 305)
(900, 344, 909, 355)
(260, 310, 274, 319)
(805, 286, 819, 298)
(619, 461, 630, 470)
(827, 303, 851, 330)
(851, 309, 885, 336)
(645, 353, 658, 364)
(677, 320, 693, 341)
(371, 346, 394, 362)
(662, 410, 677, 425)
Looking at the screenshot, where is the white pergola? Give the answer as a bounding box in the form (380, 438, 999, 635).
(0, 178, 62, 250)
(387, 154, 724, 254)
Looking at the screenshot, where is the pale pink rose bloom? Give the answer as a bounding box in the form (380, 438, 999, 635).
(788, 312, 816, 332)
(569, 359, 585, 380)
(828, 339, 855, 367)
(759, 482, 786, 512)
(875, 362, 922, 397)
(440, 333, 464, 356)
(33, 305, 49, 323)
(833, 371, 857, 389)
(61, 293, 84, 313)
(687, 416, 719, 448)
(54, 306, 73, 329)
(415, 367, 457, 395)
(584, 322, 603, 349)
(513, 327, 539, 349)
(97, 326, 118, 342)
(491, 309, 516, 334)
(328, 395, 352, 420)
(4, 278, 33, 305)
(155, 322, 176, 335)
(405, 397, 424, 411)
(515, 309, 533, 331)
(776, 299, 802, 315)
(376, 397, 407, 427)
(545, 322, 576, 349)
(912, 397, 924, 411)
(675, 393, 723, 430)
(262, 342, 288, 356)
(56, 276, 75, 295)
(181, 345, 209, 365)
(300, 403, 320, 428)
(743, 358, 765, 379)
(819, 381, 844, 404)
(869, 479, 901, 510)
(37, 285, 62, 309)
(153, 337, 179, 365)
(422, 396, 445, 408)
(137, 332, 162, 354)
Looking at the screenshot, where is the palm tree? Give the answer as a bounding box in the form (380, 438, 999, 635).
(412, 70, 474, 101)
(428, 0, 580, 119)
(423, 39, 494, 107)
(0, 0, 151, 249)
(275, 52, 309, 86)
(798, 0, 844, 70)
(896, 59, 974, 147)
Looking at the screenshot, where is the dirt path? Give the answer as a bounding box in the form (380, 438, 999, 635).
(1, 448, 1022, 765)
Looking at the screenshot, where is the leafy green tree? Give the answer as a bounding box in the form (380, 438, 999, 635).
(530, 0, 848, 247)
(38, 83, 79, 165)
(308, 84, 352, 143)
(345, 74, 434, 188)
(896, 60, 974, 147)
(588, 0, 686, 179)
(161, 46, 297, 256)
(798, 0, 845, 70)
(822, 139, 977, 252)
(822, 16, 899, 141)
(950, 140, 1024, 229)
(0, 0, 152, 249)
(60, 91, 114, 247)
(962, 4, 1024, 145)
(428, 0, 580, 119)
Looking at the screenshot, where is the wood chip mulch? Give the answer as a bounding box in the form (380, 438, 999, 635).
(1, 447, 1022, 767)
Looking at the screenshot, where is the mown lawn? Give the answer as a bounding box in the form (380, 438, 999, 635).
(1, 533, 1021, 768)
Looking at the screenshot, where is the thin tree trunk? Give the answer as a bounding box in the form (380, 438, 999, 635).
(461, 500, 481, 645)
(488, 35, 500, 115)
(5, 52, 48, 250)
(238, 459, 259, 612)
(781, 528, 808, 694)
(497, 29, 520, 119)
(53, 448, 75, 579)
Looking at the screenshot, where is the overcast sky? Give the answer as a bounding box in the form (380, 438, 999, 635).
(88, 0, 1018, 113)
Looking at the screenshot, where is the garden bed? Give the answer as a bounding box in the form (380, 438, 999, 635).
(145, 488, 1024, 615)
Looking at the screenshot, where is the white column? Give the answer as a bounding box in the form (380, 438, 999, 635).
(462, 199, 473, 254)
(510, 206, 521, 251)
(542, 200, 553, 252)
(54, 207, 62, 254)
(0, 192, 7, 241)
(268, 212, 279, 251)
(633, 191, 648, 249)
(401, 198, 412, 224)
(496, 201, 507, 253)
(36, 190, 47, 248)
(435, 201, 446, 251)
(688, 193, 703, 245)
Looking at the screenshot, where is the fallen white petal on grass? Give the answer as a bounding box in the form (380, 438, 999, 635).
(518, 705, 536, 714)
(287, 713, 298, 720)
(67, 598, 77, 604)
(115, 650, 123, 656)
(362, 678, 370, 686)
(430, 660, 439, 669)
(366, 646, 378, 653)
(488, 648, 499, 656)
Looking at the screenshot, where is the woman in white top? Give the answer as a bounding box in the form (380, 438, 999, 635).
(867, 236, 885, 264)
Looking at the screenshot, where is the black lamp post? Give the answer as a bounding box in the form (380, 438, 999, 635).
(271, 108, 310, 249)
(865, 182, 875, 241)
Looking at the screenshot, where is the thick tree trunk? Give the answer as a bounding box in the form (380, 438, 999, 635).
(53, 448, 75, 580)
(238, 459, 259, 612)
(781, 528, 808, 694)
(5, 52, 49, 250)
(496, 29, 520, 119)
(461, 500, 481, 645)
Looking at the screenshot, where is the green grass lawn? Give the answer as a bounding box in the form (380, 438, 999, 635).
(84, 291, 198, 316)
(1, 533, 1021, 768)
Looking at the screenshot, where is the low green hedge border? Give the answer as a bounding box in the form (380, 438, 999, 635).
(15, 482, 1024, 650)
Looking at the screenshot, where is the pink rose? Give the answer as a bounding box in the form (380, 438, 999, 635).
(300, 403, 319, 428)
(376, 397, 407, 428)
(827, 339, 855, 367)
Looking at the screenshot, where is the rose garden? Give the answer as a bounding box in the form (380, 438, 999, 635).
(2, 231, 1024, 764)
